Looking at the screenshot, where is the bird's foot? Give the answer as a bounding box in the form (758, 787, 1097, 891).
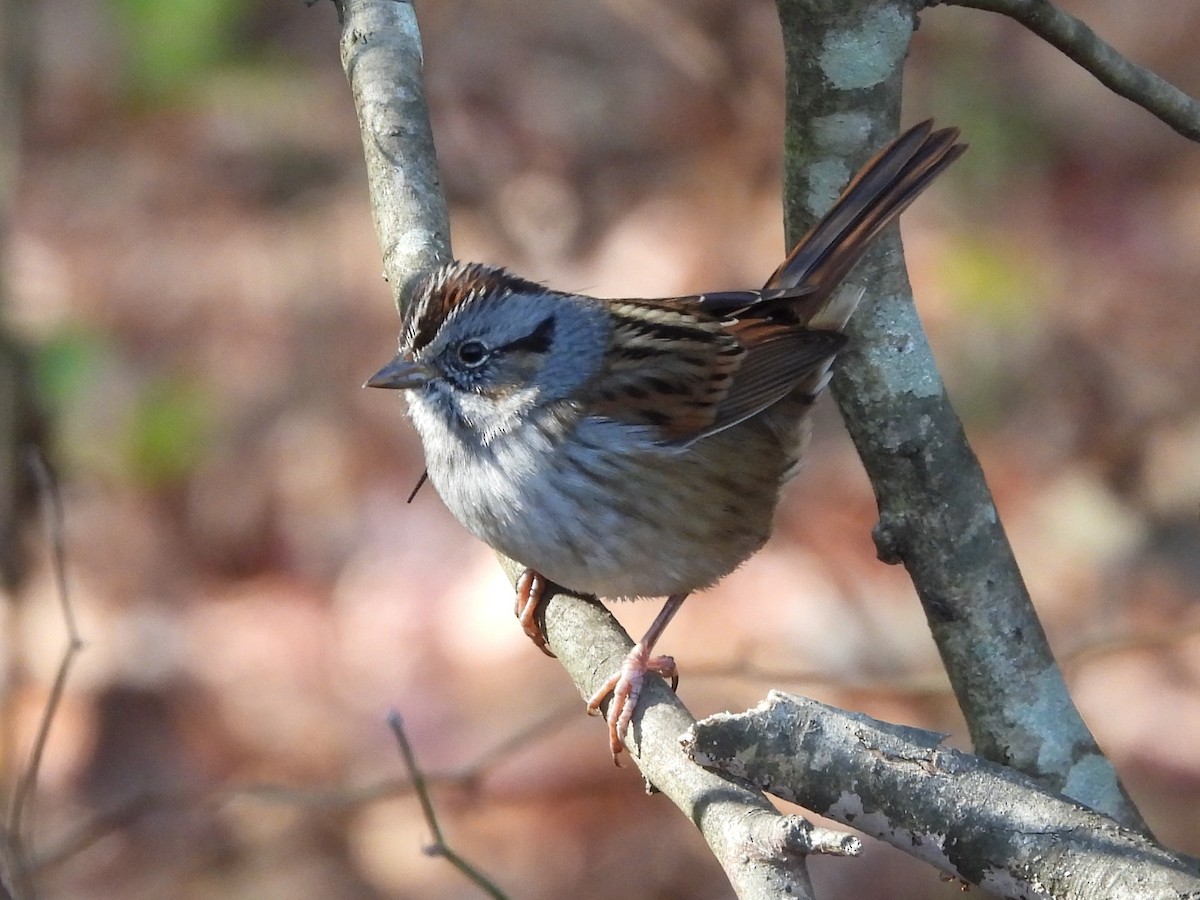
(514, 569, 556, 658)
(586, 644, 678, 763)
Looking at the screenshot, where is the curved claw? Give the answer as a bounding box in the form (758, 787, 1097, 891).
(586, 647, 679, 764)
(514, 570, 556, 658)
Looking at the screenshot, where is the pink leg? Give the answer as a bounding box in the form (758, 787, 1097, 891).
(586, 593, 688, 763)
(514, 569, 556, 658)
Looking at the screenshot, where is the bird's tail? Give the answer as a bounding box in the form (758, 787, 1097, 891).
(767, 120, 965, 332)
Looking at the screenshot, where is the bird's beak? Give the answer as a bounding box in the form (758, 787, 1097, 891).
(364, 355, 432, 390)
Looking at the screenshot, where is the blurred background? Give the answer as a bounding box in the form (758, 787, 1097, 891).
(2, 0, 1199, 896)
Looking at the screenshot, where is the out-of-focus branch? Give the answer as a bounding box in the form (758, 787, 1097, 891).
(2, 452, 83, 900)
(0, 0, 42, 592)
(774, 0, 1146, 831)
(336, 2, 847, 896)
(685, 693, 1200, 899)
(1, 19, 47, 889)
(387, 712, 508, 900)
(928, 0, 1200, 142)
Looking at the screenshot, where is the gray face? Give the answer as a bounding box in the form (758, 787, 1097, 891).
(412, 288, 612, 444)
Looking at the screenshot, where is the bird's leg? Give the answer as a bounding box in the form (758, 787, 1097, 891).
(514, 569, 556, 658)
(586, 592, 687, 763)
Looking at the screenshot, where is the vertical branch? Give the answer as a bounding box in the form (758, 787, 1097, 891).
(774, 0, 1146, 830)
(3, 452, 84, 900)
(0, 1, 41, 893)
(338, 0, 451, 308)
(0, 0, 39, 591)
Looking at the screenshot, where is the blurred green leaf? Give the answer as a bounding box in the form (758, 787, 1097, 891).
(941, 236, 1039, 327)
(935, 235, 1052, 428)
(34, 329, 113, 413)
(123, 377, 212, 488)
(111, 0, 247, 101)
(36, 330, 212, 487)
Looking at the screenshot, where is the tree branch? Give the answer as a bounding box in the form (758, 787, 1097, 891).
(775, 0, 1146, 831)
(338, 0, 451, 299)
(928, 0, 1200, 142)
(685, 693, 1200, 900)
(529, 570, 861, 880)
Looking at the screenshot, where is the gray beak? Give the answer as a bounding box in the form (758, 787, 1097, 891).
(364, 355, 432, 390)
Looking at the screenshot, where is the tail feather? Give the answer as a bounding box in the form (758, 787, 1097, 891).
(805, 284, 864, 333)
(765, 120, 965, 329)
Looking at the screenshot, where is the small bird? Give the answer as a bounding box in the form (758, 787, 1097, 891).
(367, 120, 964, 761)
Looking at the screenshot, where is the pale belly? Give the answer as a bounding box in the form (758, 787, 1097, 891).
(417, 408, 795, 599)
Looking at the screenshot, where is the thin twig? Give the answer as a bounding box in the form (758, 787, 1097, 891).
(387, 711, 509, 900)
(929, 0, 1200, 141)
(2, 450, 85, 899)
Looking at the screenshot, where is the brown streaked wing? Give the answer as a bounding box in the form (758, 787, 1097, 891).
(586, 299, 744, 441)
(696, 320, 846, 441)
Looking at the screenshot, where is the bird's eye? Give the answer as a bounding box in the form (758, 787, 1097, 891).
(456, 339, 489, 368)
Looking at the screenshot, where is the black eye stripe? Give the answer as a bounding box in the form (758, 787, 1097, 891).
(449, 315, 556, 372)
(500, 315, 556, 354)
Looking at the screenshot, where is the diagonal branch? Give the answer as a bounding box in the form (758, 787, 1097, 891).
(928, 0, 1200, 142)
(2, 450, 84, 900)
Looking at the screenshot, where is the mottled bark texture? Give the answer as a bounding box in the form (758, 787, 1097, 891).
(687, 694, 1200, 899)
(339, 0, 452, 301)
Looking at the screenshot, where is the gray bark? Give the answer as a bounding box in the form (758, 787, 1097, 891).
(686, 693, 1200, 899)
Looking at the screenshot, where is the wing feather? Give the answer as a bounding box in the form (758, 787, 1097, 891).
(585, 299, 742, 440)
(585, 299, 844, 446)
(700, 322, 845, 440)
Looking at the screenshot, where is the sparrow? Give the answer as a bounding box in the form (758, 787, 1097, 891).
(367, 120, 965, 760)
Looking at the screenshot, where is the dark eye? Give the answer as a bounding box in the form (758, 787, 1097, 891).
(456, 339, 489, 367)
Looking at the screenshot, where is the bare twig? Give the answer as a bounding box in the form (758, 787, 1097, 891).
(387, 712, 508, 900)
(306, 0, 345, 26)
(686, 693, 1200, 899)
(2, 450, 84, 899)
(28, 790, 197, 875)
(36, 601, 1186, 887)
(928, 0, 1200, 142)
